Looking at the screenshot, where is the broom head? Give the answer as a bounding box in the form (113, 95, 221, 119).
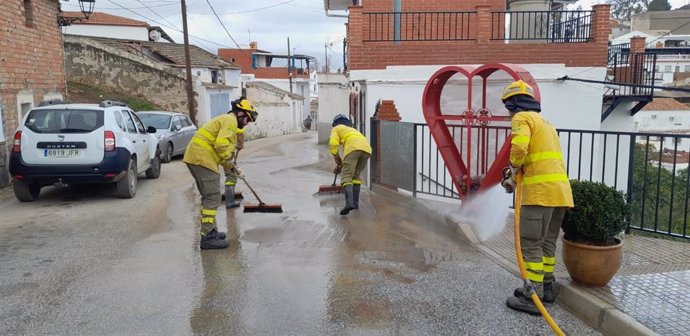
(317, 184, 344, 194)
(243, 203, 283, 213)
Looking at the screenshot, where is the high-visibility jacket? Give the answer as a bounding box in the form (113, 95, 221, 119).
(510, 111, 574, 207)
(329, 125, 372, 157)
(183, 114, 238, 173)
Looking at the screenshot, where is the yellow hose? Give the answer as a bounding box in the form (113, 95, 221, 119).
(514, 172, 565, 336)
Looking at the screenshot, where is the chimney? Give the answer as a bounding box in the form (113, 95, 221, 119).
(249, 41, 257, 49)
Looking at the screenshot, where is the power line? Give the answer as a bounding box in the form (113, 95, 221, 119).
(103, 0, 228, 48)
(569, 20, 690, 79)
(62, 1, 180, 10)
(191, 0, 299, 15)
(203, 0, 253, 60)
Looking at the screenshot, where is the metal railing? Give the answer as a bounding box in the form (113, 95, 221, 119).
(363, 11, 477, 42)
(607, 52, 657, 97)
(491, 10, 593, 42)
(608, 42, 630, 63)
(372, 119, 690, 239)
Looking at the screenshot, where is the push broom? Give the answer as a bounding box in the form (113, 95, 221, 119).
(316, 172, 344, 195)
(239, 174, 283, 213)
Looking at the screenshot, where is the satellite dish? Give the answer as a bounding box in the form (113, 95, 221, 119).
(149, 29, 161, 41)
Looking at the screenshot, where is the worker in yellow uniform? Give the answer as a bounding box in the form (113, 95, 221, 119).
(224, 119, 246, 209)
(499, 80, 574, 315)
(329, 114, 372, 216)
(183, 98, 258, 250)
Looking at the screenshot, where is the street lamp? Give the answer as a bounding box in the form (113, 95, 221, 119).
(58, 0, 96, 26)
(78, 0, 96, 19)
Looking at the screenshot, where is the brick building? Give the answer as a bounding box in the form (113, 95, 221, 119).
(0, 0, 67, 187)
(218, 42, 317, 128)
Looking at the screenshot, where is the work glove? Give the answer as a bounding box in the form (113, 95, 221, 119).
(333, 165, 342, 175)
(501, 177, 516, 194)
(510, 164, 521, 177)
(333, 154, 343, 166)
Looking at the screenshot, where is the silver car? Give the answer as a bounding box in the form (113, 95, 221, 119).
(136, 111, 196, 163)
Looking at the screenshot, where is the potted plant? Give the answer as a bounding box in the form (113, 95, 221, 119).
(561, 180, 630, 286)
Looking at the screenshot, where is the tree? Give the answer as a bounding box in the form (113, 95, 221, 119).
(607, 0, 649, 21)
(648, 0, 672, 11)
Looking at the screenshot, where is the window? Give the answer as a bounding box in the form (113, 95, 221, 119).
(122, 111, 137, 133)
(651, 114, 657, 119)
(211, 70, 218, 84)
(685, 65, 690, 72)
(669, 116, 675, 122)
(172, 116, 183, 131)
(23, 0, 33, 28)
(130, 112, 147, 133)
(675, 66, 681, 73)
(114, 111, 127, 131)
(24, 109, 103, 134)
(181, 116, 193, 127)
(664, 65, 673, 72)
(196, 71, 201, 76)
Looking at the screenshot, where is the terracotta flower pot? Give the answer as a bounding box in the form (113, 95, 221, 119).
(562, 237, 623, 287)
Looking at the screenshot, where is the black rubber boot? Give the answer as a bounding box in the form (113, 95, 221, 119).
(514, 281, 555, 303)
(506, 296, 541, 316)
(207, 229, 227, 240)
(353, 184, 361, 209)
(200, 234, 229, 250)
(225, 185, 241, 209)
(340, 185, 355, 216)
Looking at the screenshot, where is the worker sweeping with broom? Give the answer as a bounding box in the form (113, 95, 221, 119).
(183, 98, 258, 250)
(329, 114, 372, 216)
(499, 80, 573, 315)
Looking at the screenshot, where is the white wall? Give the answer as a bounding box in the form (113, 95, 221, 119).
(317, 73, 349, 143)
(635, 110, 690, 132)
(244, 85, 302, 139)
(255, 78, 309, 123)
(62, 25, 149, 41)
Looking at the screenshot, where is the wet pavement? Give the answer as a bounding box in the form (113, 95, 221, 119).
(0, 132, 599, 335)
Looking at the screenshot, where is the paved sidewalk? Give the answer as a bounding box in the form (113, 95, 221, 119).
(412, 192, 690, 336)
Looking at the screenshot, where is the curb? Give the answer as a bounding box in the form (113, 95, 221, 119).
(370, 183, 658, 336)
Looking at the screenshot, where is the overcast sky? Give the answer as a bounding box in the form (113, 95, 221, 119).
(60, 0, 690, 71)
(60, 0, 347, 71)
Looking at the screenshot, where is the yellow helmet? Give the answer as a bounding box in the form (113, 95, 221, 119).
(501, 80, 535, 101)
(233, 98, 258, 121)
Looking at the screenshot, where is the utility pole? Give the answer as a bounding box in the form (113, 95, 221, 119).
(181, 0, 196, 125)
(324, 41, 328, 73)
(287, 37, 293, 94)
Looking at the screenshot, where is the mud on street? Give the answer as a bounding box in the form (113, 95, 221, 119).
(0, 132, 599, 335)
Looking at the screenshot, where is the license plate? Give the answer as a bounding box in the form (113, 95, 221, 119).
(44, 149, 82, 158)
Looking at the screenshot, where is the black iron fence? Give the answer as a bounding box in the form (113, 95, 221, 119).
(363, 11, 477, 42)
(607, 52, 657, 97)
(491, 10, 593, 42)
(372, 119, 690, 239)
(608, 42, 630, 63)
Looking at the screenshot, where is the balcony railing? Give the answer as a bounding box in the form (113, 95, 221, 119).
(363, 11, 477, 42)
(491, 10, 593, 43)
(607, 52, 657, 97)
(371, 119, 690, 239)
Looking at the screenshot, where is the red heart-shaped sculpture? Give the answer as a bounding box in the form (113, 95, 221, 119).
(422, 63, 541, 200)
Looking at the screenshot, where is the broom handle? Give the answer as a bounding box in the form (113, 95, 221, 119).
(332, 171, 338, 186)
(238, 175, 264, 205)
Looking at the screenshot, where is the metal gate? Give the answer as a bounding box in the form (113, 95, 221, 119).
(210, 92, 230, 118)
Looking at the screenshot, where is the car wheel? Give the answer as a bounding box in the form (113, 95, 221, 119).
(162, 143, 173, 163)
(146, 155, 161, 179)
(116, 158, 137, 199)
(13, 180, 41, 202)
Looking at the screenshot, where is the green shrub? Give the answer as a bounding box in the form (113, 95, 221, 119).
(562, 180, 629, 246)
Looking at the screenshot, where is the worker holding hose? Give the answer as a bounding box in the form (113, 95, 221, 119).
(500, 80, 573, 315)
(184, 98, 258, 250)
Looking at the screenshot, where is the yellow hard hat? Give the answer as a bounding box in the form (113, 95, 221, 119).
(501, 80, 535, 101)
(233, 98, 258, 121)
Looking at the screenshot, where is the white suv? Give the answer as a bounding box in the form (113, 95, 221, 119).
(9, 100, 161, 201)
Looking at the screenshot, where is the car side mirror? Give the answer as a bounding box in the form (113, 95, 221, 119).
(147, 126, 157, 133)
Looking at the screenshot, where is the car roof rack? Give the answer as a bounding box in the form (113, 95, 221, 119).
(99, 100, 128, 108)
(38, 99, 69, 107)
